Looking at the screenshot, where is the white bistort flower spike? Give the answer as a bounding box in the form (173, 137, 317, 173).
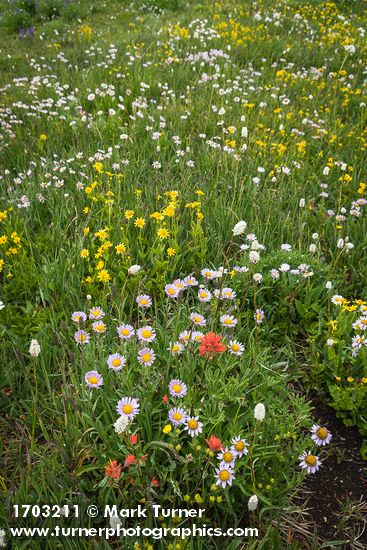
(114, 415, 129, 434)
(232, 220, 247, 236)
(128, 264, 141, 275)
(254, 403, 266, 422)
(29, 339, 41, 358)
(248, 495, 259, 511)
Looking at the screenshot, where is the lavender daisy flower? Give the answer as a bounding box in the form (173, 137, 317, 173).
(117, 324, 135, 340)
(168, 407, 187, 425)
(92, 320, 106, 333)
(311, 425, 332, 446)
(190, 313, 206, 327)
(136, 294, 152, 308)
(137, 347, 156, 366)
(169, 379, 187, 397)
(71, 311, 87, 323)
(220, 314, 237, 328)
(254, 309, 264, 324)
(107, 353, 126, 371)
(229, 340, 244, 356)
(89, 307, 105, 320)
(299, 451, 321, 474)
(169, 341, 184, 355)
(74, 330, 90, 344)
(165, 284, 179, 298)
(217, 447, 236, 468)
(184, 416, 203, 437)
(137, 326, 156, 343)
(116, 397, 140, 419)
(183, 275, 198, 287)
(215, 464, 234, 488)
(85, 371, 103, 388)
(179, 330, 191, 344)
(198, 288, 212, 302)
(221, 287, 236, 300)
(231, 436, 248, 458)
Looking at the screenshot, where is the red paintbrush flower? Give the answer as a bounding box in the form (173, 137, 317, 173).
(105, 459, 122, 479)
(129, 434, 138, 445)
(124, 454, 136, 467)
(199, 332, 227, 356)
(206, 435, 224, 452)
(162, 394, 168, 403)
(151, 477, 159, 487)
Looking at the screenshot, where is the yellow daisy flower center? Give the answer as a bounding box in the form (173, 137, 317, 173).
(141, 353, 151, 363)
(172, 384, 182, 393)
(88, 376, 98, 384)
(305, 454, 317, 466)
(224, 318, 232, 325)
(122, 404, 133, 414)
(92, 311, 99, 317)
(95, 324, 104, 331)
(141, 329, 152, 339)
(223, 452, 233, 463)
(316, 427, 328, 440)
(188, 419, 198, 430)
(140, 299, 148, 305)
(121, 328, 129, 336)
(78, 333, 86, 342)
(172, 345, 180, 352)
(168, 288, 176, 295)
(173, 412, 182, 421)
(235, 441, 245, 452)
(219, 470, 230, 481)
(112, 358, 121, 367)
(232, 344, 239, 352)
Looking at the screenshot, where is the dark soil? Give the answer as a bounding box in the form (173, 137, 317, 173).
(304, 394, 367, 547)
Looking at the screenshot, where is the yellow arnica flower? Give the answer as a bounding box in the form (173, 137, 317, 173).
(97, 270, 111, 283)
(115, 243, 126, 254)
(167, 247, 176, 257)
(134, 218, 145, 229)
(157, 228, 169, 239)
(163, 424, 172, 434)
(150, 212, 164, 221)
(80, 249, 89, 258)
(124, 210, 134, 220)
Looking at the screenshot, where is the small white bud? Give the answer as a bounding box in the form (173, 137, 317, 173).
(254, 403, 266, 421)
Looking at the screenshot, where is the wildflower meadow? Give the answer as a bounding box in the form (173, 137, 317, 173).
(0, 0, 366, 548)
